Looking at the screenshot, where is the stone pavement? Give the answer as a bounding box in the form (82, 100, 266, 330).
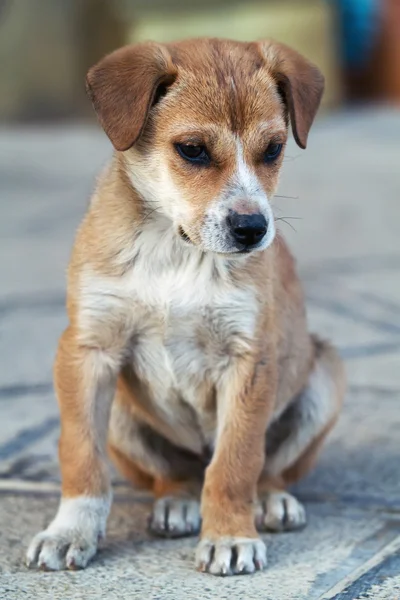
(0, 108, 399, 599)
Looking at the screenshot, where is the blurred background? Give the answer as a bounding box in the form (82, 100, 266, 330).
(0, 0, 399, 476)
(0, 0, 399, 480)
(0, 0, 400, 122)
(1, 2, 400, 595)
(0, 0, 396, 121)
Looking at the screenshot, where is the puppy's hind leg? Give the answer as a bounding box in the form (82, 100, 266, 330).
(257, 337, 345, 533)
(150, 478, 203, 539)
(109, 402, 204, 539)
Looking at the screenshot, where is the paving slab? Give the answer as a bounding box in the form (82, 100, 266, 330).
(1, 494, 400, 600)
(0, 108, 399, 598)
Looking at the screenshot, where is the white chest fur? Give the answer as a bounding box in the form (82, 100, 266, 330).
(79, 221, 258, 451)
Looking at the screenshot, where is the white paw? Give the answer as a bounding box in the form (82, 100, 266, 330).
(255, 491, 306, 532)
(196, 537, 267, 576)
(149, 496, 201, 538)
(26, 495, 111, 571)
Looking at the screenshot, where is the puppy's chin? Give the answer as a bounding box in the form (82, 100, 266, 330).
(215, 245, 265, 258)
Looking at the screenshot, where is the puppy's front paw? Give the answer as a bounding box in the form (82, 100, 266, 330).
(255, 491, 306, 532)
(27, 528, 98, 571)
(196, 537, 267, 576)
(26, 496, 111, 571)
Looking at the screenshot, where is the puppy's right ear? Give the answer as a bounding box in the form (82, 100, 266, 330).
(86, 43, 177, 151)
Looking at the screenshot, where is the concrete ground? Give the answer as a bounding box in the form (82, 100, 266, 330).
(0, 108, 400, 599)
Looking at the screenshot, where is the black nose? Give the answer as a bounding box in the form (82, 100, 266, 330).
(227, 212, 268, 247)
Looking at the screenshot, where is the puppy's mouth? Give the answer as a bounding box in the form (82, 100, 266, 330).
(178, 226, 192, 244)
(234, 247, 253, 254)
(178, 227, 260, 255)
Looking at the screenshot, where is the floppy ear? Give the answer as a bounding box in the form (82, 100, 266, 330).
(86, 43, 177, 151)
(258, 41, 325, 149)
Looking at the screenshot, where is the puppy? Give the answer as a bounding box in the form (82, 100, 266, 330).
(27, 38, 345, 576)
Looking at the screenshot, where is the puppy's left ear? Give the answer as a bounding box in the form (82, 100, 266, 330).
(86, 43, 177, 151)
(258, 41, 325, 149)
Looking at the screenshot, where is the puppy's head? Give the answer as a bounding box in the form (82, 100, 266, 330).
(86, 39, 324, 255)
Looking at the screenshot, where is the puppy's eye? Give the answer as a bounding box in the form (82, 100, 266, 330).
(176, 143, 210, 165)
(264, 142, 283, 163)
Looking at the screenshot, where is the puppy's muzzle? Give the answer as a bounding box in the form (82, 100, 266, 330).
(227, 211, 268, 249)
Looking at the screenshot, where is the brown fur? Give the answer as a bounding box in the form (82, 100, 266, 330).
(29, 38, 344, 574)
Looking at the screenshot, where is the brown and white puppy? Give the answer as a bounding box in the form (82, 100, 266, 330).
(26, 38, 345, 576)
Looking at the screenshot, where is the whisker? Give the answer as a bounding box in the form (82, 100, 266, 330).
(271, 204, 284, 213)
(283, 155, 301, 162)
(141, 207, 163, 224)
(275, 217, 298, 233)
(274, 194, 299, 200)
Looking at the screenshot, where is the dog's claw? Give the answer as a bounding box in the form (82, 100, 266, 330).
(196, 537, 267, 576)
